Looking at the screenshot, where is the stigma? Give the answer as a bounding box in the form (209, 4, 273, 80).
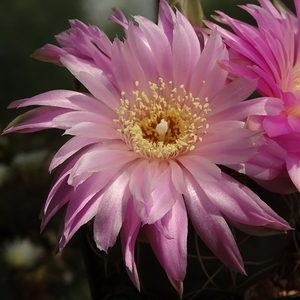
(156, 119, 168, 142)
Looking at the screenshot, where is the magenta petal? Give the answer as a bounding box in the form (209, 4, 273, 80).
(274, 133, 300, 153)
(144, 196, 187, 296)
(287, 114, 300, 132)
(263, 114, 292, 137)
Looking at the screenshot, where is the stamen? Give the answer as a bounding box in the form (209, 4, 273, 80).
(115, 79, 210, 159)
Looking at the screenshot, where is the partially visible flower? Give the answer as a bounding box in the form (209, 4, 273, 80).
(3, 0, 291, 295)
(206, 0, 300, 98)
(3, 238, 43, 269)
(247, 91, 300, 192)
(205, 0, 300, 193)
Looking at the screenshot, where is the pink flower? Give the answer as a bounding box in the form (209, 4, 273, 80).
(247, 91, 300, 192)
(206, 0, 300, 98)
(4, 0, 291, 295)
(206, 0, 300, 193)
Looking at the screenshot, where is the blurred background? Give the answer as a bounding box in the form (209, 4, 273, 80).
(0, 1, 297, 300)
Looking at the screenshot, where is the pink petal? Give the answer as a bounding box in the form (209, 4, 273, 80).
(31, 44, 65, 65)
(4, 107, 70, 133)
(41, 178, 73, 231)
(130, 160, 178, 224)
(59, 193, 101, 250)
(169, 160, 187, 194)
(53, 110, 116, 129)
(9, 90, 112, 115)
(172, 11, 200, 87)
(64, 122, 120, 140)
(144, 195, 187, 296)
(120, 198, 141, 290)
(49, 136, 99, 171)
(183, 169, 245, 273)
(69, 141, 135, 185)
(93, 167, 131, 251)
(178, 155, 221, 182)
(158, 0, 176, 43)
(229, 136, 286, 180)
(134, 15, 173, 83)
(59, 54, 120, 109)
(209, 77, 257, 115)
(200, 172, 280, 226)
(64, 168, 122, 229)
(197, 136, 256, 166)
(189, 30, 227, 95)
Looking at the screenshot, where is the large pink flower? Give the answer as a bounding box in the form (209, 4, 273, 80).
(4, 0, 291, 295)
(206, 0, 300, 193)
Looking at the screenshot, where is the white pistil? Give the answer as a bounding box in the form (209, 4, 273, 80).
(156, 119, 168, 142)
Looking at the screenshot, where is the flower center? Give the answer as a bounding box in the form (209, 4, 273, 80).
(115, 78, 210, 159)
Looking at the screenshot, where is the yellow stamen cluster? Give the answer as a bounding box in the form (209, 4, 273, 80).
(115, 78, 210, 159)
